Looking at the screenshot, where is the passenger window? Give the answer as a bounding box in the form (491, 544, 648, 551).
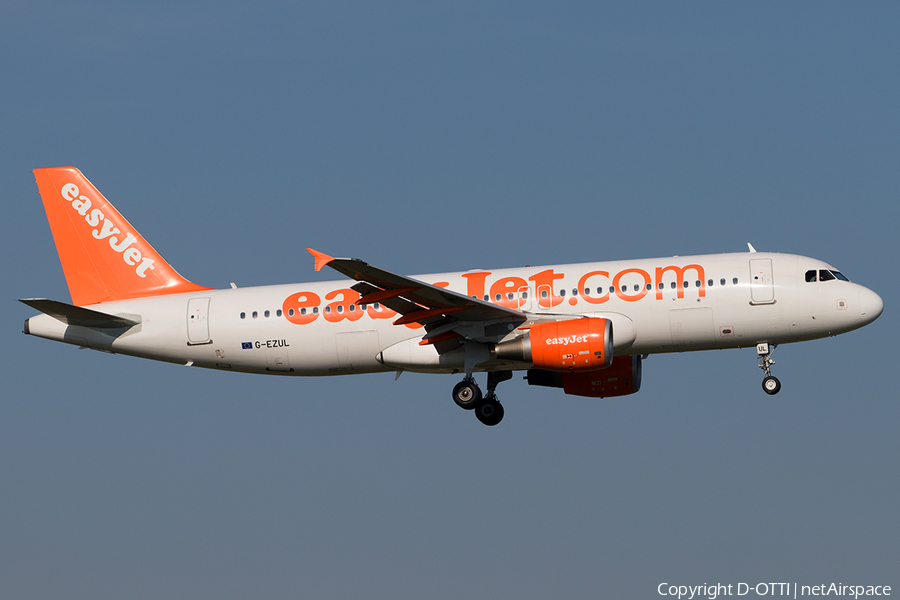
(507, 293, 514, 300)
(325, 307, 332, 314)
(300, 308, 306, 315)
(720, 278, 726, 286)
(610, 286, 616, 294)
(670, 282, 676, 289)
(658, 283, 664, 290)
(495, 294, 501, 301)
(708, 279, 713, 287)
(252, 311, 258, 319)
(240, 312, 246, 319)
(373, 303, 380, 310)
(584, 288, 590, 296)
(646, 283, 652, 291)
(264, 310, 270, 318)
(313, 307, 319, 314)
(634, 284, 640, 292)
(541, 290, 548, 299)
(819, 270, 835, 281)
(560, 290, 566, 297)
(682, 281, 689, 288)
(805, 270, 817, 283)
(621, 285, 627, 292)
(695, 280, 701, 287)
(349, 304, 355, 312)
(522, 291, 528, 299)
(572, 289, 578, 296)
(732, 278, 738, 285)
(276, 309, 282, 317)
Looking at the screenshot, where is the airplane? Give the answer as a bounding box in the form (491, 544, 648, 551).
(22, 167, 884, 426)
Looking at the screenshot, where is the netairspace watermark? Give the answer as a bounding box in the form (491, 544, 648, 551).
(658, 583, 891, 600)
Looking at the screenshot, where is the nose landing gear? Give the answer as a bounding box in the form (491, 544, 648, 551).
(757, 343, 781, 395)
(452, 370, 512, 426)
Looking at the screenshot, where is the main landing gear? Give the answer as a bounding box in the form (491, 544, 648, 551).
(757, 343, 781, 395)
(452, 371, 512, 426)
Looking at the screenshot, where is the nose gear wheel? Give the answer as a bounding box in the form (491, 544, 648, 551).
(757, 343, 781, 395)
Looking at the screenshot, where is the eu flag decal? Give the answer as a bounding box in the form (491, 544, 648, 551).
(241, 342, 253, 350)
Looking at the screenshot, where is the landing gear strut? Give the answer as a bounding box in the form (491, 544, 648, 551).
(452, 370, 511, 426)
(757, 343, 781, 395)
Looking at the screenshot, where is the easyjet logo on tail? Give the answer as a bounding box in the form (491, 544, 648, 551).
(60, 183, 156, 278)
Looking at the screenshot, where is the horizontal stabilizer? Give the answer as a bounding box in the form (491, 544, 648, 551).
(20, 298, 140, 329)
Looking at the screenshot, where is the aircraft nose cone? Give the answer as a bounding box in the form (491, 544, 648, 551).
(859, 287, 883, 325)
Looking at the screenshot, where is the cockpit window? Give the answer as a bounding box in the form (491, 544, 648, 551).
(831, 270, 850, 282)
(807, 269, 849, 283)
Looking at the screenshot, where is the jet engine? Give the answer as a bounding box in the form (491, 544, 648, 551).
(493, 317, 613, 371)
(525, 355, 642, 398)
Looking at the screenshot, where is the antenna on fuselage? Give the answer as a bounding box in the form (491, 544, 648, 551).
(747, 243, 757, 253)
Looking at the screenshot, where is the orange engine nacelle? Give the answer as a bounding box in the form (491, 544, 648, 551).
(493, 317, 613, 372)
(526, 355, 642, 398)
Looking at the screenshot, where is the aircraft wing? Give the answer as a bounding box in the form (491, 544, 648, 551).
(307, 249, 527, 348)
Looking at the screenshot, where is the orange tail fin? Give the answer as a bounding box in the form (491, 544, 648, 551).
(34, 167, 212, 306)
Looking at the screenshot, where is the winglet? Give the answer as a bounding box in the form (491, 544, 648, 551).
(307, 248, 335, 272)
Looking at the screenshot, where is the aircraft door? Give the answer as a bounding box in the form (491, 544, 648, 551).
(750, 259, 775, 304)
(187, 297, 211, 345)
(669, 307, 716, 349)
(265, 344, 291, 371)
(336, 330, 381, 370)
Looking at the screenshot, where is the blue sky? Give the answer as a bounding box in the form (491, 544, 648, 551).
(2, 2, 898, 598)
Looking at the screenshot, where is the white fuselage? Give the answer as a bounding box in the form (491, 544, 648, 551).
(25, 252, 883, 376)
